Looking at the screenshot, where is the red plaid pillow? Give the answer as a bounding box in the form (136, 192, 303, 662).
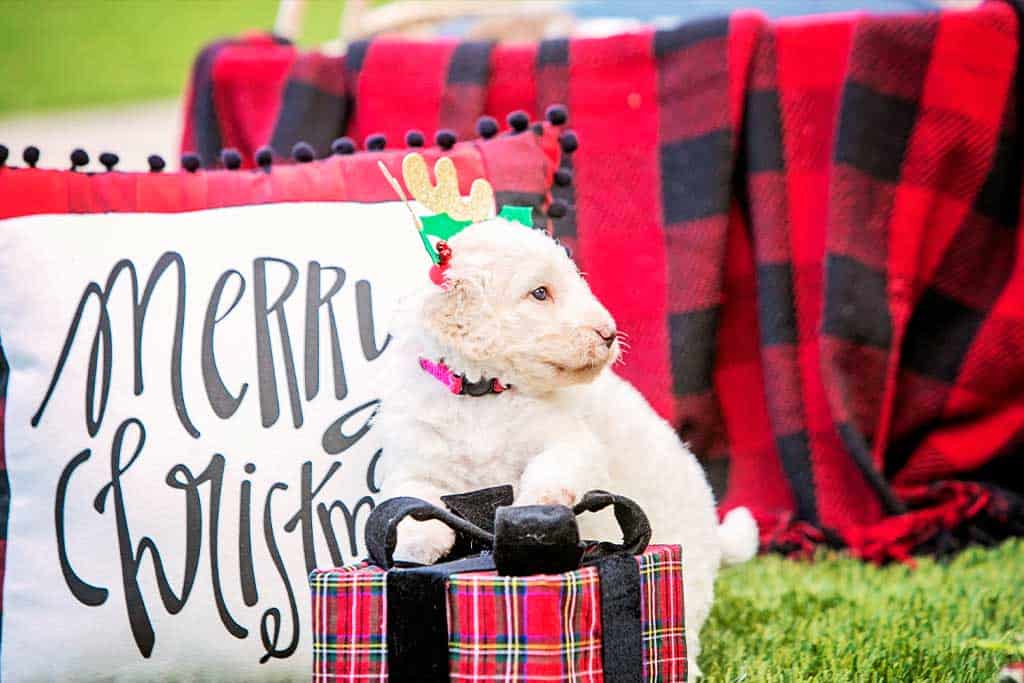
(0, 129, 560, 219)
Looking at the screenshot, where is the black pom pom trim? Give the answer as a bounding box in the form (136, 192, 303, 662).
(559, 130, 578, 154)
(365, 134, 386, 151)
(476, 116, 499, 139)
(547, 200, 568, 219)
(507, 110, 529, 133)
(181, 153, 201, 173)
(435, 129, 457, 150)
(0, 144, 8, 167)
(221, 148, 242, 170)
(531, 122, 544, 136)
(405, 130, 425, 148)
(331, 137, 356, 155)
(147, 154, 166, 173)
(70, 148, 89, 170)
(545, 104, 568, 126)
(23, 146, 40, 168)
(292, 142, 315, 163)
(99, 152, 119, 171)
(554, 168, 572, 186)
(255, 146, 273, 170)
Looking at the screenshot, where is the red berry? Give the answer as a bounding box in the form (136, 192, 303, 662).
(436, 240, 452, 266)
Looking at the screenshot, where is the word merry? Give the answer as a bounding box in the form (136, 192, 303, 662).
(31, 252, 390, 442)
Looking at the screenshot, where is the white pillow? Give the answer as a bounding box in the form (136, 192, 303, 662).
(0, 202, 425, 681)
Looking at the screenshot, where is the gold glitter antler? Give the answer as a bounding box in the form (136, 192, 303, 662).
(401, 152, 495, 222)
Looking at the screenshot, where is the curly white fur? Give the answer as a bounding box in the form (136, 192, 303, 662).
(375, 218, 758, 677)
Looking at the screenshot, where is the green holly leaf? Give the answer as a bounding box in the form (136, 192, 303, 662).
(498, 205, 534, 228)
(415, 205, 535, 263)
(418, 213, 473, 264)
(418, 230, 440, 264)
(421, 213, 472, 241)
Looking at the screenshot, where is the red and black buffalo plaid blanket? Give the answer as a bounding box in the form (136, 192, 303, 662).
(181, 0, 1024, 562)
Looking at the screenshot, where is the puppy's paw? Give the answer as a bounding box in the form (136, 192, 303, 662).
(515, 483, 578, 508)
(392, 518, 456, 565)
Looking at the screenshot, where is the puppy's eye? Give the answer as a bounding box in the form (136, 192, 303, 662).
(530, 286, 549, 301)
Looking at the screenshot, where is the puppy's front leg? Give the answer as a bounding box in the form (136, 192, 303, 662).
(378, 423, 457, 565)
(381, 480, 458, 565)
(515, 424, 610, 508)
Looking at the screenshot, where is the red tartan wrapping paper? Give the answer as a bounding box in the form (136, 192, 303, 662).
(309, 544, 686, 682)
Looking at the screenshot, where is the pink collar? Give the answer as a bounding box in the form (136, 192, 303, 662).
(418, 357, 511, 397)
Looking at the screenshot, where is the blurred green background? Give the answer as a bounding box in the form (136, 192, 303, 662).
(0, 0, 349, 116)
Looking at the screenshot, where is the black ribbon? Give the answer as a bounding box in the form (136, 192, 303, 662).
(363, 486, 653, 683)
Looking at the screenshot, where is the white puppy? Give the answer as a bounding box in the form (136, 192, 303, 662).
(375, 217, 758, 676)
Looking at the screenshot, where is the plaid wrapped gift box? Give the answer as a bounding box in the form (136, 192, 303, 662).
(310, 543, 686, 682)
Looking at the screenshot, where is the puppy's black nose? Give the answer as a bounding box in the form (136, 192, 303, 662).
(596, 327, 617, 348)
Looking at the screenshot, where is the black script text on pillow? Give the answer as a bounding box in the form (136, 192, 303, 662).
(33, 251, 390, 663)
(31, 253, 390, 439)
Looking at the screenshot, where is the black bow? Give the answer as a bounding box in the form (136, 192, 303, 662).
(362, 485, 655, 683)
(365, 485, 651, 575)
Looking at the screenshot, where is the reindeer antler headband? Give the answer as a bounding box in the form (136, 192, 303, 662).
(402, 154, 495, 224)
(379, 152, 534, 283)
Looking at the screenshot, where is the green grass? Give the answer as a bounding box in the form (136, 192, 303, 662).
(0, 0, 353, 116)
(702, 538, 1024, 681)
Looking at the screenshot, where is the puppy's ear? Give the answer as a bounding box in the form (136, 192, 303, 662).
(421, 272, 498, 361)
